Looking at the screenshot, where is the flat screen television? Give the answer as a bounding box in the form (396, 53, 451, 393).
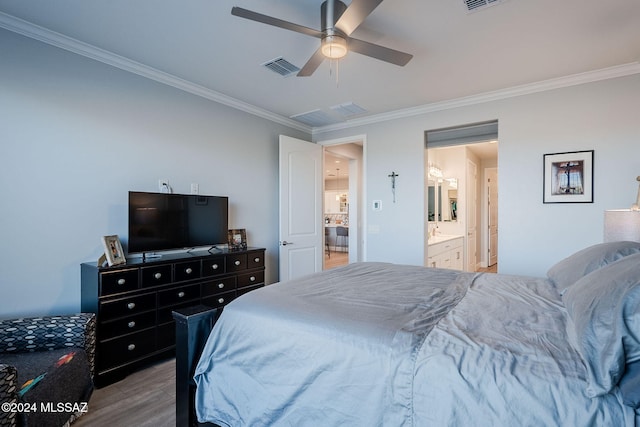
(128, 191, 228, 254)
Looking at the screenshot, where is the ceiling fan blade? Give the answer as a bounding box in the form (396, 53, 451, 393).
(335, 0, 383, 36)
(231, 7, 322, 38)
(297, 48, 326, 77)
(347, 37, 413, 66)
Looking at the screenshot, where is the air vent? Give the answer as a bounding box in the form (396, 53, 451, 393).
(463, 0, 504, 12)
(330, 102, 367, 118)
(290, 109, 340, 127)
(262, 57, 300, 77)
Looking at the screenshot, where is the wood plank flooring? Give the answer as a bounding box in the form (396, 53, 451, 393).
(74, 358, 176, 427)
(324, 251, 348, 270)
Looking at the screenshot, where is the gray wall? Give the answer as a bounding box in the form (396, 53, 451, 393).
(2, 25, 639, 318)
(316, 74, 640, 277)
(0, 29, 309, 318)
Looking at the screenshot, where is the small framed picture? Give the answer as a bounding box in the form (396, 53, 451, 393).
(228, 229, 247, 251)
(543, 150, 594, 203)
(102, 235, 126, 266)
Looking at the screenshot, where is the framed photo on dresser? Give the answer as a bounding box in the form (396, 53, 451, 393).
(228, 229, 247, 251)
(101, 235, 126, 266)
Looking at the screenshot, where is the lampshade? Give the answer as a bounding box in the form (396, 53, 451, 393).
(604, 209, 640, 242)
(321, 35, 347, 59)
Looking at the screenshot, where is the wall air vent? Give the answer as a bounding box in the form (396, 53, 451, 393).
(290, 109, 340, 127)
(463, 0, 504, 13)
(262, 57, 300, 77)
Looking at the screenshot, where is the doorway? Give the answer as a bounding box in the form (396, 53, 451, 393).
(320, 139, 364, 270)
(425, 121, 498, 272)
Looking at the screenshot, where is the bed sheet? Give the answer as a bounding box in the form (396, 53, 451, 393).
(193, 262, 634, 426)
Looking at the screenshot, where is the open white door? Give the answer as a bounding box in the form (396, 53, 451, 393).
(487, 168, 498, 267)
(279, 135, 323, 282)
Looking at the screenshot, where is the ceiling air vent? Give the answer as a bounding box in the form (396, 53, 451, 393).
(330, 102, 367, 118)
(290, 109, 340, 127)
(463, 0, 504, 13)
(262, 57, 300, 77)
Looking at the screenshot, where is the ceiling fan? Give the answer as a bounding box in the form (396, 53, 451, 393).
(231, 0, 413, 76)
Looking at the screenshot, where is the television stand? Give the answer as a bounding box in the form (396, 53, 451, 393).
(80, 247, 265, 387)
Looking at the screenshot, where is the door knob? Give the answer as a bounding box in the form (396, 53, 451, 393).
(281, 241, 293, 246)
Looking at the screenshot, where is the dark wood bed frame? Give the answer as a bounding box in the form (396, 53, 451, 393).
(172, 305, 222, 427)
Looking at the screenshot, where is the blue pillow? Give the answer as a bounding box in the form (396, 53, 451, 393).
(619, 360, 640, 408)
(548, 241, 640, 294)
(562, 252, 640, 397)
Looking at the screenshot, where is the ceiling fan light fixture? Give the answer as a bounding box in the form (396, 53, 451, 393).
(321, 35, 348, 59)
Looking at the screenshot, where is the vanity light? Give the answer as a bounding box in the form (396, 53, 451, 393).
(428, 164, 443, 179)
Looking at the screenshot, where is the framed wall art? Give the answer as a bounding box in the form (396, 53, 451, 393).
(543, 150, 594, 203)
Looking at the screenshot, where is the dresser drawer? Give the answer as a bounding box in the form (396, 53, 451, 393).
(157, 283, 200, 307)
(157, 322, 176, 350)
(100, 292, 156, 321)
(237, 283, 264, 298)
(98, 329, 156, 370)
(100, 268, 139, 296)
(202, 256, 226, 277)
(226, 253, 247, 272)
(247, 251, 265, 269)
(157, 299, 204, 325)
(141, 264, 172, 287)
(202, 290, 236, 309)
(237, 270, 264, 289)
(99, 311, 156, 340)
(174, 260, 202, 282)
(201, 277, 236, 297)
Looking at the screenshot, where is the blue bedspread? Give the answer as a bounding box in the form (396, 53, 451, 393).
(194, 262, 634, 426)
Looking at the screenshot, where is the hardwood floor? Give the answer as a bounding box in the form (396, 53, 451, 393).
(74, 358, 176, 427)
(324, 250, 348, 270)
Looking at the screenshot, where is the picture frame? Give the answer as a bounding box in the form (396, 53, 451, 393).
(228, 229, 247, 251)
(101, 235, 126, 266)
(543, 150, 594, 203)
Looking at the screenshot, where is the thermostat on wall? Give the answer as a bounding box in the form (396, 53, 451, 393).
(373, 200, 382, 211)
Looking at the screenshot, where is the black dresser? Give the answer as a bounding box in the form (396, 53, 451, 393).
(80, 247, 265, 387)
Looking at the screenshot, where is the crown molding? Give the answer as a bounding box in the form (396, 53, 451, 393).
(313, 61, 640, 136)
(0, 12, 311, 134)
(2, 12, 638, 138)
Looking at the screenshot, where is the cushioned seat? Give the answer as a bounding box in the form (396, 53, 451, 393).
(0, 313, 95, 427)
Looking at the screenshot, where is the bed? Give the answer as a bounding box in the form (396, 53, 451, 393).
(191, 241, 640, 426)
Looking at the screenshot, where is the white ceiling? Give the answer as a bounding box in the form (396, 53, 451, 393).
(1, 0, 639, 132)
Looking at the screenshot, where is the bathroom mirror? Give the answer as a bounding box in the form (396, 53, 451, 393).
(428, 177, 458, 222)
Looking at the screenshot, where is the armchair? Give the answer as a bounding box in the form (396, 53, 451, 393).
(0, 313, 95, 427)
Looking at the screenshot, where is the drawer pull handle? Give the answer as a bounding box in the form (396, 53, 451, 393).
(127, 302, 136, 310)
(117, 278, 126, 285)
(154, 272, 162, 280)
(178, 291, 185, 298)
(218, 298, 225, 304)
(127, 344, 136, 351)
(234, 260, 241, 266)
(218, 283, 225, 289)
(254, 257, 260, 263)
(250, 276, 256, 282)
(211, 264, 219, 270)
(128, 321, 136, 328)
(185, 268, 193, 274)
